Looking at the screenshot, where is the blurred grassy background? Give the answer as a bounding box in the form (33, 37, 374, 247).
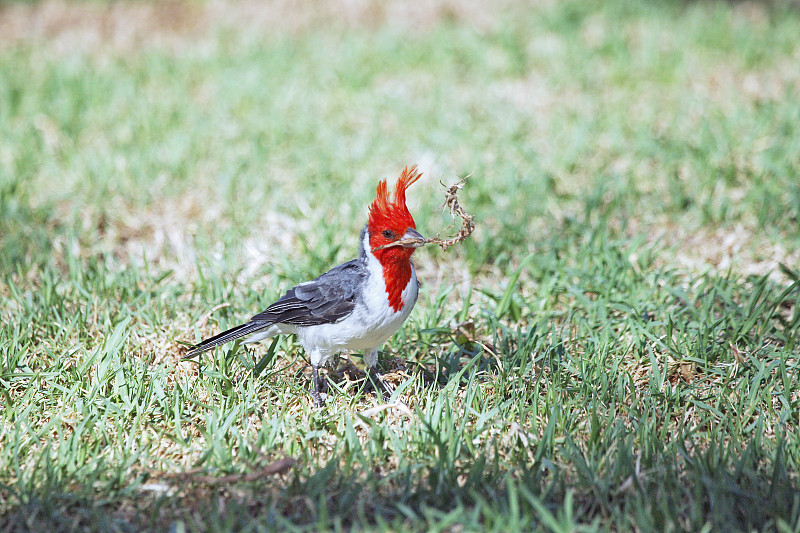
(1, 0, 799, 531)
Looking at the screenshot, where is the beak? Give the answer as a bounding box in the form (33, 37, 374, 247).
(399, 228, 426, 248)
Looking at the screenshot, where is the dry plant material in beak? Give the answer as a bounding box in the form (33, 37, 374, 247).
(373, 175, 475, 252)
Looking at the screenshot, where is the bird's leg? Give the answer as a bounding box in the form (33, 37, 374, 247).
(310, 364, 324, 407)
(364, 347, 394, 402)
(308, 349, 330, 407)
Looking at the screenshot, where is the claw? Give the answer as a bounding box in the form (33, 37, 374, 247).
(367, 367, 395, 403)
(310, 389, 325, 408)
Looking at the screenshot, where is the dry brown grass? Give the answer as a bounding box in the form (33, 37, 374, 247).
(0, 0, 527, 55)
(653, 220, 800, 280)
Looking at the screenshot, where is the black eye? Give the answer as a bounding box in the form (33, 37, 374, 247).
(382, 230, 395, 240)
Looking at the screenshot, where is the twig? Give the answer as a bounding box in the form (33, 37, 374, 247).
(373, 174, 475, 252)
(194, 302, 231, 329)
(427, 174, 475, 251)
(154, 457, 296, 486)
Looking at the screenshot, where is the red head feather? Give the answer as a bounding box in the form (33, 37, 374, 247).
(368, 165, 421, 233)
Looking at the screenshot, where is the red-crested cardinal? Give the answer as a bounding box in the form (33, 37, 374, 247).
(186, 166, 424, 405)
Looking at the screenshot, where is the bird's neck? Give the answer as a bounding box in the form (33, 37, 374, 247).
(380, 258, 414, 312)
(360, 226, 415, 312)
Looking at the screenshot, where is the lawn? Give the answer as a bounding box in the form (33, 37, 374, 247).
(1, 0, 799, 531)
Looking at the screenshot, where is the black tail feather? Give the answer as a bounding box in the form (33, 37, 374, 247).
(183, 321, 269, 359)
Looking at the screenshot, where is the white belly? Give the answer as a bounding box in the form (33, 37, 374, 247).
(298, 264, 418, 353)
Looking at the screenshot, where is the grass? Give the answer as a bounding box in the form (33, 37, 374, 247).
(1, 0, 800, 530)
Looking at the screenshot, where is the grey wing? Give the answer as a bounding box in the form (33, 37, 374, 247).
(250, 259, 367, 326)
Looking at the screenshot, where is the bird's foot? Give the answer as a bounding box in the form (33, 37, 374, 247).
(310, 388, 325, 408)
(367, 368, 395, 403)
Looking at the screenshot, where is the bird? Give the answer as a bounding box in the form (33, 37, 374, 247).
(185, 165, 425, 406)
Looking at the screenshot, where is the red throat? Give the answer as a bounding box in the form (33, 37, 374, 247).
(378, 253, 414, 312)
